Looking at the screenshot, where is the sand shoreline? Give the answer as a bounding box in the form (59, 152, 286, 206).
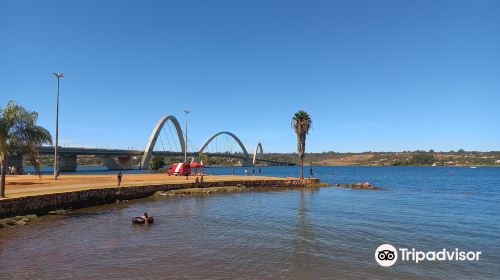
(2, 173, 293, 199)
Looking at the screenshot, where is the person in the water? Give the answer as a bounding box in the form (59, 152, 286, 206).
(141, 212, 150, 223)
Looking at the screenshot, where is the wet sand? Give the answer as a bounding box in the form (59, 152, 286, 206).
(2, 173, 285, 199)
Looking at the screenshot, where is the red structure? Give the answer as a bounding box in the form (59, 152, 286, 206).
(167, 162, 191, 176)
(190, 161, 204, 175)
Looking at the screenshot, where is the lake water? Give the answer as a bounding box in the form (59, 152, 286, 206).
(1, 166, 499, 279)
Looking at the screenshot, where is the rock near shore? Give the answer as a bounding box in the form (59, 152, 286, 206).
(48, 209, 71, 215)
(155, 186, 247, 197)
(334, 182, 381, 190)
(0, 214, 38, 229)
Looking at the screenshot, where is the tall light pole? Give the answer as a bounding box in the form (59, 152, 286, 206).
(184, 109, 190, 163)
(53, 72, 64, 180)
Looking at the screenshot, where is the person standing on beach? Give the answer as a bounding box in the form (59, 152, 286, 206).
(117, 171, 123, 186)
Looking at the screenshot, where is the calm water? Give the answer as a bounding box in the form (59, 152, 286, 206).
(1, 166, 499, 279)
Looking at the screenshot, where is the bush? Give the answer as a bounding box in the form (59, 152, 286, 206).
(408, 153, 436, 165)
(150, 156, 165, 171)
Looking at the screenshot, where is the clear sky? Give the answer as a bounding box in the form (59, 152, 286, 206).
(1, 0, 499, 153)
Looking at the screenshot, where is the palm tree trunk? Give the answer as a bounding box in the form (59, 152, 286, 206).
(300, 157, 304, 179)
(0, 157, 6, 198)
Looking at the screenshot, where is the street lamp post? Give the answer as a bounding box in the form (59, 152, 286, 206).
(53, 72, 64, 180)
(184, 109, 190, 163)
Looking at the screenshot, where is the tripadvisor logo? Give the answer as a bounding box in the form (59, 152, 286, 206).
(375, 244, 481, 267)
(375, 244, 398, 267)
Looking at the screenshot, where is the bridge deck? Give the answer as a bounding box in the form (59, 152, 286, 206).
(37, 147, 295, 166)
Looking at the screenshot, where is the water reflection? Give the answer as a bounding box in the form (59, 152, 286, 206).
(290, 189, 319, 278)
(0, 167, 499, 279)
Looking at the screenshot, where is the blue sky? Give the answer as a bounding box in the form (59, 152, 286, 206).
(1, 0, 499, 152)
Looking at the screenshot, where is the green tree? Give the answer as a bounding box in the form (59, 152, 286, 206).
(1, 101, 52, 197)
(150, 156, 165, 171)
(291, 110, 312, 179)
(409, 153, 436, 165)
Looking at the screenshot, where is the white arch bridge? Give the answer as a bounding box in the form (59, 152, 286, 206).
(139, 115, 293, 169)
(31, 115, 295, 171)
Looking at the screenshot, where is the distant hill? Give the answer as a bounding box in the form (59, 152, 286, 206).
(266, 150, 500, 166)
(33, 150, 500, 167)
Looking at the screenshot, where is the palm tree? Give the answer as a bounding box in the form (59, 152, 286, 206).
(291, 110, 312, 179)
(1, 101, 52, 198)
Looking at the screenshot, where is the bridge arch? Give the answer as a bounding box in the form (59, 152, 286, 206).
(140, 115, 185, 169)
(252, 142, 263, 166)
(198, 131, 249, 163)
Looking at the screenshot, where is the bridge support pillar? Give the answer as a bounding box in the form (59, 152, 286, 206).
(99, 156, 134, 170)
(5, 154, 24, 174)
(58, 154, 77, 172)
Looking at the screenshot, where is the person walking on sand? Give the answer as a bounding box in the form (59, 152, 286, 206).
(117, 171, 123, 186)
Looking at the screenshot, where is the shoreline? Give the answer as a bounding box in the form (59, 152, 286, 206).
(1, 184, 327, 229)
(0, 175, 320, 219)
(21, 165, 500, 174)
(2, 173, 300, 198)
